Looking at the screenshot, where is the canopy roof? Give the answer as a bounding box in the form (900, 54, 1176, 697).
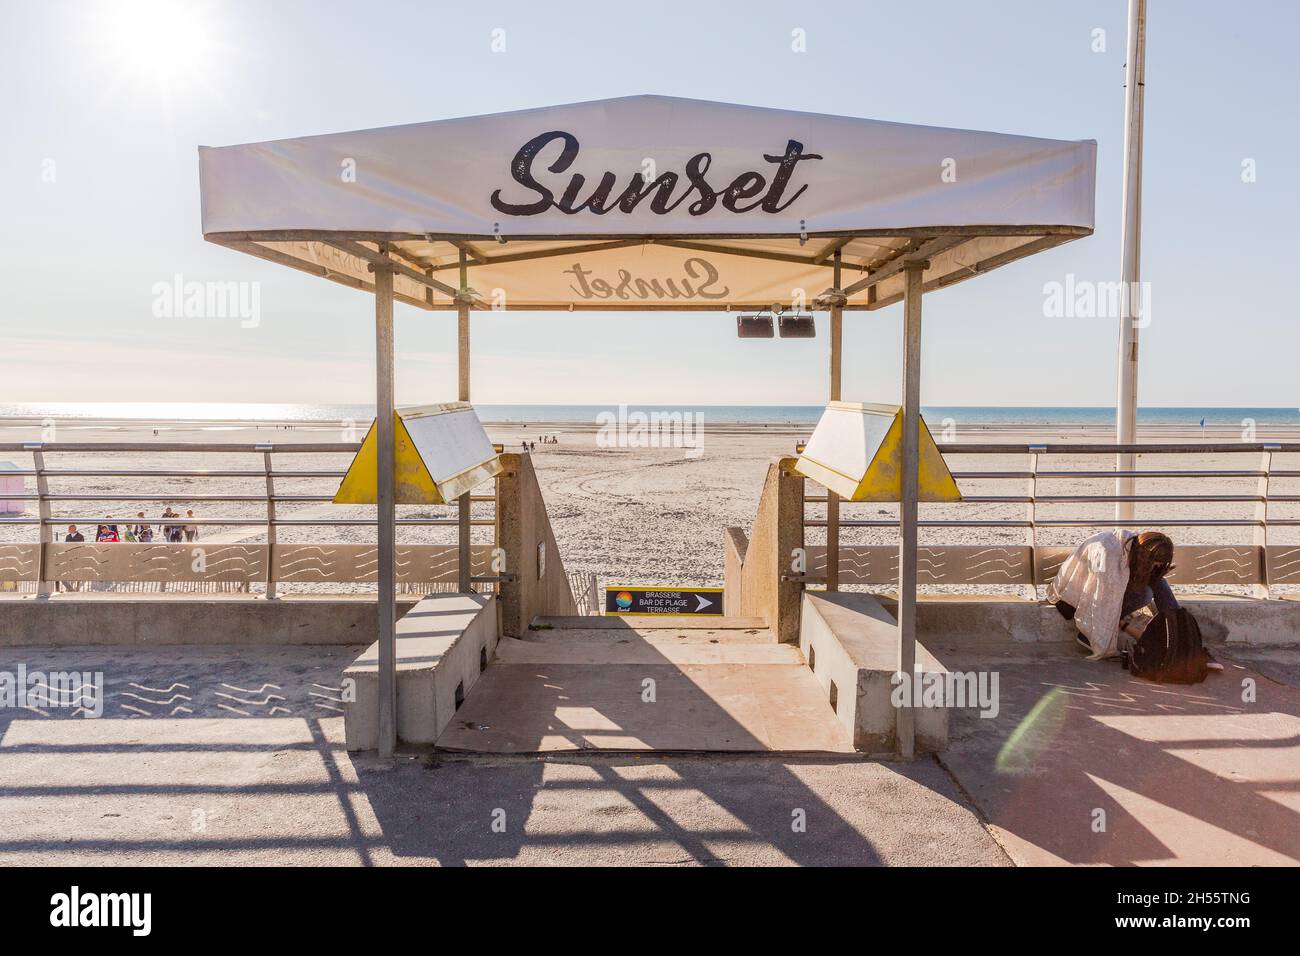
(200, 95, 1095, 311)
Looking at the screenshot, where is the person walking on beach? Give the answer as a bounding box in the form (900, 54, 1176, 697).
(184, 510, 199, 542)
(96, 519, 119, 542)
(133, 513, 153, 543)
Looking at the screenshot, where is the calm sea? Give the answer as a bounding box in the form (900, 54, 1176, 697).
(1, 402, 1298, 428)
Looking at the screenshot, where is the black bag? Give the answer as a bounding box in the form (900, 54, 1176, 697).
(1129, 608, 1209, 684)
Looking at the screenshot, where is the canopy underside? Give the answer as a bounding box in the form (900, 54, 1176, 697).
(209, 229, 1085, 312)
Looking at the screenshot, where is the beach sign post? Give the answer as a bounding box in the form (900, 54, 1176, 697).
(605, 586, 724, 617)
(794, 402, 961, 503)
(333, 403, 502, 506)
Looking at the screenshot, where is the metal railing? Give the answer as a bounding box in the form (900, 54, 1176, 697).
(801, 441, 1300, 598)
(0, 441, 498, 596)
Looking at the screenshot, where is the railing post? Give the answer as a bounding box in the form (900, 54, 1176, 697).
(1026, 445, 1044, 600)
(1257, 445, 1276, 600)
(30, 446, 54, 597)
(261, 447, 277, 599)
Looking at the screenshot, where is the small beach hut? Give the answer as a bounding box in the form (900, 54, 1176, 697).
(198, 95, 1096, 755)
(0, 461, 24, 515)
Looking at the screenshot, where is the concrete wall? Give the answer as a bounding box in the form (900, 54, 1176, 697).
(722, 527, 748, 617)
(876, 597, 1300, 648)
(496, 453, 577, 636)
(801, 591, 948, 754)
(739, 458, 804, 643)
(345, 593, 497, 750)
(0, 595, 421, 646)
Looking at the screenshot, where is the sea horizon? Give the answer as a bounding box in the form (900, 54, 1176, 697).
(1, 401, 1298, 428)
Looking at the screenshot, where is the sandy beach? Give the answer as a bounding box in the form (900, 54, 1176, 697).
(4, 414, 1299, 592)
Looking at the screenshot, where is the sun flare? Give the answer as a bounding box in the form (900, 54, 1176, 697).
(91, 0, 221, 95)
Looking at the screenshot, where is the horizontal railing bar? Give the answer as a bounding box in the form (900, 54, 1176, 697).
(946, 472, 1035, 480)
(0, 443, 361, 453)
(34, 469, 348, 478)
(4, 494, 499, 505)
(821, 518, 1265, 529)
(808, 494, 1269, 506)
(936, 442, 1300, 454)
(951, 470, 1269, 479)
(0, 518, 496, 527)
(23, 440, 1297, 456)
(807, 472, 1276, 498)
(22, 466, 1298, 481)
(969, 494, 1265, 504)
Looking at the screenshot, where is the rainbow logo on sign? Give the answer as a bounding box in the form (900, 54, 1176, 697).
(614, 591, 634, 610)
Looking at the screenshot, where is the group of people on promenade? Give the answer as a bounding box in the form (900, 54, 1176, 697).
(63, 507, 200, 544)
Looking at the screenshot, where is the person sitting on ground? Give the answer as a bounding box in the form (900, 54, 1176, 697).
(1048, 530, 1222, 671)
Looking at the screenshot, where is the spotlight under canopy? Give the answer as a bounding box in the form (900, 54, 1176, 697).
(778, 313, 816, 338)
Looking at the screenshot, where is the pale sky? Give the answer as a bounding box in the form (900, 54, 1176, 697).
(2, 0, 1296, 408)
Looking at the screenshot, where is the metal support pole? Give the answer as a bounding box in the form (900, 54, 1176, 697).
(262, 448, 277, 599)
(1115, 0, 1147, 522)
(373, 249, 398, 758)
(32, 448, 53, 596)
(826, 251, 843, 592)
(457, 249, 472, 593)
(897, 259, 926, 759)
(1027, 446, 1044, 601)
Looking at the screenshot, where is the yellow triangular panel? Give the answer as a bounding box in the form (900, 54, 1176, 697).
(794, 402, 962, 503)
(332, 414, 444, 505)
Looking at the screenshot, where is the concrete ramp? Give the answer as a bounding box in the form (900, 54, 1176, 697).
(436, 617, 853, 754)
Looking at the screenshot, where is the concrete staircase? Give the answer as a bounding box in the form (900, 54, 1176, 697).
(434, 616, 853, 754)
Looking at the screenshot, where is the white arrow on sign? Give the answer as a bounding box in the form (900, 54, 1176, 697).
(695, 594, 713, 612)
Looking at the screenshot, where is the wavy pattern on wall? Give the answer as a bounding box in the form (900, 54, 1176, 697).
(1266, 546, 1300, 585)
(49, 543, 266, 582)
(274, 544, 495, 583)
(808, 545, 1032, 585)
(0, 544, 38, 582)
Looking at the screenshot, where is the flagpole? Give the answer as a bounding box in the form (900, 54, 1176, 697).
(1115, 0, 1147, 523)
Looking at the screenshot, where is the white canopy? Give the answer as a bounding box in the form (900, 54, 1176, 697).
(200, 94, 1095, 310)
